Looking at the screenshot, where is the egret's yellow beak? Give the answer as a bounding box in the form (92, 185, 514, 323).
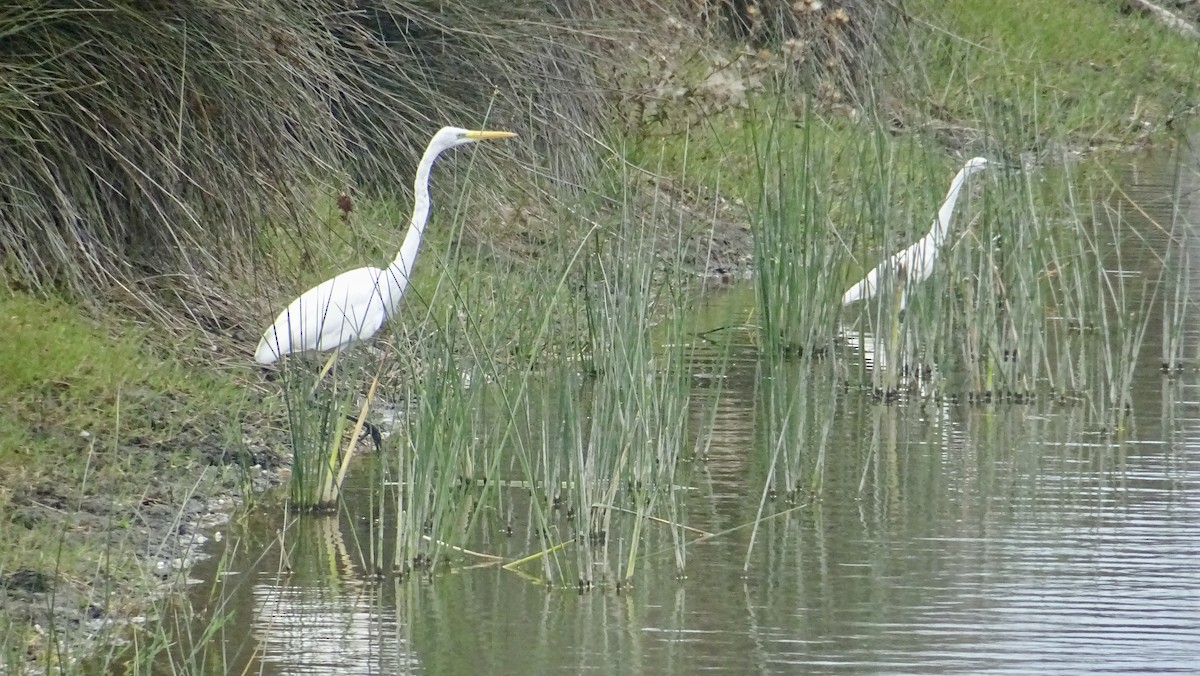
(464, 130, 517, 140)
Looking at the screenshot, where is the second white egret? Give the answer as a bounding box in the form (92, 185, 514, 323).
(841, 156, 990, 310)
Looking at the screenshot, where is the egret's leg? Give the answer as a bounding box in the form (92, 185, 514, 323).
(310, 349, 383, 451)
(346, 414, 383, 451)
(333, 373, 381, 496)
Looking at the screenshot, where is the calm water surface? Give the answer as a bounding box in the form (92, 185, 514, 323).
(174, 147, 1200, 674)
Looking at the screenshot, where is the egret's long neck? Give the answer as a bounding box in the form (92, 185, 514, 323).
(384, 144, 443, 313)
(393, 147, 440, 272)
(928, 167, 972, 247)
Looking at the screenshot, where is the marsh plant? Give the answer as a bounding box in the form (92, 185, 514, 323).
(1161, 224, 1191, 375)
(1021, 160, 1166, 428)
(1158, 155, 1195, 375)
(276, 352, 381, 509)
(744, 324, 840, 569)
(931, 160, 1042, 403)
(742, 100, 1172, 422)
(490, 179, 707, 587)
(568, 213, 698, 586)
(749, 107, 846, 359)
(1088, 198, 1161, 429)
(965, 152, 1180, 432)
(375, 317, 506, 576)
(746, 351, 841, 567)
(831, 142, 988, 398)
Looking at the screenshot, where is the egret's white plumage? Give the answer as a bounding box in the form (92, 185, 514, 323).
(255, 126, 516, 365)
(842, 157, 990, 309)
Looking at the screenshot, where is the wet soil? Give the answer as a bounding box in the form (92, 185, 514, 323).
(1, 427, 287, 672)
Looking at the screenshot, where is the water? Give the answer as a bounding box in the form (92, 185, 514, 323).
(162, 146, 1200, 674)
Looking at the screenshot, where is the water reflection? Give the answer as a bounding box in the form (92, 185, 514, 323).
(248, 516, 420, 675)
(251, 581, 418, 675)
(163, 147, 1200, 674)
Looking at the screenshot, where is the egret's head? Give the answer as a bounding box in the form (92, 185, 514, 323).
(430, 126, 517, 154)
(963, 157, 990, 174)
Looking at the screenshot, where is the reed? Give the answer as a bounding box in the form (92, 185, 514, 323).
(514, 155, 707, 587)
(837, 146, 988, 399)
(1161, 227, 1191, 375)
(934, 157, 1044, 405)
(578, 221, 696, 586)
(749, 105, 846, 359)
(1159, 156, 1193, 375)
(268, 341, 384, 511)
(997, 154, 1179, 430)
(1090, 199, 1161, 431)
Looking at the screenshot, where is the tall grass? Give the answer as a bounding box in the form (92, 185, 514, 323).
(743, 90, 1178, 424)
(932, 157, 1038, 404)
(565, 189, 698, 586)
(932, 153, 1164, 425)
(0, 0, 897, 305)
(0, 1, 341, 297)
(380, 315, 507, 576)
(497, 176, 707, 587)
(1009, 159, 1168, 428)
(748, 104, 849, 358)
(1157, 154, 1195, 375)
(1161, 222, 1190, 375)
(748, 109, 992, 398)
(278, 353, 379, 509)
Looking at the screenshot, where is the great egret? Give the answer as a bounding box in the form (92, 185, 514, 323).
(255, 127, 517, 365)
(841, 157, 990, 310)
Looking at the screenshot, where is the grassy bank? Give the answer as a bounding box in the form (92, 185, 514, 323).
(0, 293, 280, 671)
(896, 0, 1200, 148)
(2, 0, 1199, 671)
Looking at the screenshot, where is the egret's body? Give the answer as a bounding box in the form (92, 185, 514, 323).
(253, 265, 400, 364)
(255, 127, 515, 365)
(842, 157, 990, 309)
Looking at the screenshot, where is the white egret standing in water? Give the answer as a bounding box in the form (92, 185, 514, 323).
(255, 127, 517, 366)
(841, 157, 990, 311)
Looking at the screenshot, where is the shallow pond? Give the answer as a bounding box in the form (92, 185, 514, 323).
(161, 147, 1200, 674)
